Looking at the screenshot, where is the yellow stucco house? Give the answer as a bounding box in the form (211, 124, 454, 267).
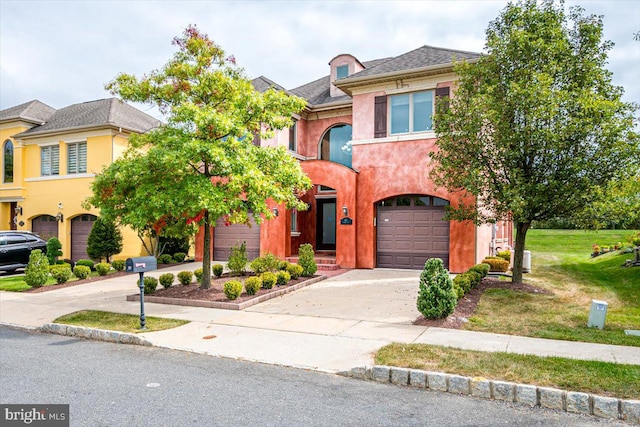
(0, 98, 160, 261)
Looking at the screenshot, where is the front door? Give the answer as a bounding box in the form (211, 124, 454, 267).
(316, 199, 336, 251)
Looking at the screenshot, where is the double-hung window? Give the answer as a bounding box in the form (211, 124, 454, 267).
(41, 145, 60, 176)
(288, 120, 297, 152)
(390, 90, 434, 134)
(67, 142, 87, 174)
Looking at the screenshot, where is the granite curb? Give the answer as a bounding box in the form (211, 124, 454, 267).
(38, 323, 152, 347)
(339, 365, 640, 425)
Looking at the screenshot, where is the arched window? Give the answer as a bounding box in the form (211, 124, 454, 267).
(3, 140, 13, 183)
(319, 124, 352, 168)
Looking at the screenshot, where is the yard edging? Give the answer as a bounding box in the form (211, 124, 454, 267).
(125, 275, 327, 310)
(338, 365, 640, 425)
(39, 323, 152, 347)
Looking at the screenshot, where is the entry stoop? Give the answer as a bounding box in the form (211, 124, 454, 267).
(286, 255, 340, 271)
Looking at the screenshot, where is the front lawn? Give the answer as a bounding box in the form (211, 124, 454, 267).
(464, 229, 640, 347)
(54, 310, 189, 334)
(0, 275, 58, 291)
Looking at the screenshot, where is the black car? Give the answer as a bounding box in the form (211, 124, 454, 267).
(0, 231, 48, 273)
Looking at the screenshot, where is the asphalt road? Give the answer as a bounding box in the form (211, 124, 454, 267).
(0, 326, 624, 427)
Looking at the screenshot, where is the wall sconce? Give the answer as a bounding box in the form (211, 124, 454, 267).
(272, 208, 279, 217)
(14, 206, 22, 216)
(55, 212, 64, 222)
(342, 206, 348, 216)
(58, 202, 64, 210)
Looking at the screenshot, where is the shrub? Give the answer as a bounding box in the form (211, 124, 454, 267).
(452, 274, 472, 296)
(228, 242, 248, 275)
(276, 271, 291, 287)
(212, 264, 224, 278)
(76, 259, 95, 270)
(177, 271, 193, 286)
(298, 244, 317, 277)
(416, 258, 457, 320)
(223, 280, 243, 300)
(46, 237, 63, 265)
(159, 273, 175, 289)
(111, 259, 126, 271)
(194, 268, 204, 283)
(138, 276, 158, 294)
(24, 250, 49, 288)
(86, 217, 123, 262)
(261, 272, 277, 289)
(49, 262, 71, 272)
(496, 250, 511, 262)
(50, 265, 72, 284)
(95, 262, 111, 276)
(470, 263, 490, 278)
(173, 252, 186, 263)
(279, 261, 290, 271)
(158, 254, 173, 264)
(244, 276, 262, 295)
(286, 263, 303, 280)
(249, 253, 281, 274)
(482, 257, 509, 272)
(73, 265, 91, 280)
(465, 271, 482, 288)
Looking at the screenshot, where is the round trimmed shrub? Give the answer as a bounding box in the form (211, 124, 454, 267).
(496, 250, 511, 262)
(159, 273, 175, 289)
(212, 264, 224, 278)
(158, 254, 173, 264)
(279, 261, 290, 271)
(276, 271, 290, 287)
(73, 265, 91, 280)
(261, 272, 276, 289)
(298, 244, 317, 277)
(223, 280, 243, 300)
(76, 259, 95, 270)
(244, 276, 262, 295)
(453, 274, 472, 296)
(50, 265, 72, 284)
(173, 252, 186, 263)
(138, 276, 158, 294)
(111, 259, 126, 271)
(286, 263, 303, 280)
(194, 268, 204, 283)
(95, 262, 111, 276)
(482, 258, 509, 272)
(177, 270, 193, 286)
(416, 258, 457, 320)
(465, 270, 482, 288)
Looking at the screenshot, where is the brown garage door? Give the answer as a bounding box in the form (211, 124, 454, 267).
(376, 195, 450, 269)
(71, 214, 97, 261)
(213, 216, 260, 261)
(32, 215, 58, 241)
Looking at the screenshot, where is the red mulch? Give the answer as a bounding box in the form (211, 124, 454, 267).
(151, 274, 318, 304)
(413, 277, 551, 329)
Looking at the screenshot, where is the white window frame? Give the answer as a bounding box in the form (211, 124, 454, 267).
(67, 141, 87, 174)
(389, 90, 434, 135)
(41, 145, 60, 176)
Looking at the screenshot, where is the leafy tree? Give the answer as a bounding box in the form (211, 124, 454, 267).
(86, 217, 123, 262)
(431, 0, 639, 283)
(97, 26, 311, 289)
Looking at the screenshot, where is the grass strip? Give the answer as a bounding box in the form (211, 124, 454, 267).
(54, 310, 189, 334)
(0, 275, 57, 291)
(375, 343, 639, 399)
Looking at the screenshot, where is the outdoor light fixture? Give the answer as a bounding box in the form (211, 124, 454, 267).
(14, 205, 22, 216)
(342, 206, 348, 216)
(58, 202, 64, 210)
(56, 212, 64, 222)
(272, 207, 279, 217)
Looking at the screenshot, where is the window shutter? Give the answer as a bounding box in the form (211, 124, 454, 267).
(435, 87, 450, 113)
(52, 146, 59, 175)
(41, 147, 50, 176)
(374, 96, 387, 138)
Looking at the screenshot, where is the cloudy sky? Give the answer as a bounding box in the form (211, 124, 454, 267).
(1, 0, 639, 117)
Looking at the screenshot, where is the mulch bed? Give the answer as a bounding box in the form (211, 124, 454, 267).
(413, 277, 552, 329)
(150, 274, 316, 304)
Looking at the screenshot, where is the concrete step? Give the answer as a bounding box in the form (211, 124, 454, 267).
(317, 263, 341, 271)
(287, 257, 337, 265)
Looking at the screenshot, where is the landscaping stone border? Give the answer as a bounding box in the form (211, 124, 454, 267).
(126, 275, 327, 310)
(39, 323, 151, 346)
(339, 365, 640, 425)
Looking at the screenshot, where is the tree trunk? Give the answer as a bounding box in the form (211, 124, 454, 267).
(201, 210, 212, 289)
(512, 221, 530, 284)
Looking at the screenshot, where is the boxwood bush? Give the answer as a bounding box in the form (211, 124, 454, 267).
(244, 276, 262, 295)
(111, 259, 126, 271)
(482, 258, 510, 272)
(50, 265, 72, 284)
(95, 262, 111, 276)
(223, 280, 243, 300)
(261, 272, 276, 289)
(212, 264, 224, 278)
(177, 271, 193, 286)
(173, 252, 186, 263)
(159, 273, 175, 289)
(158, 254, 173, 264)
(25, 250, 49, 288)
(298, 244, 317, 277)
(276, 271, 291, 287)
(286, 263, 303, 280)
(73, 265, 91, 280)
(76, 259, 94, 270)
(138, 276, 158, 294)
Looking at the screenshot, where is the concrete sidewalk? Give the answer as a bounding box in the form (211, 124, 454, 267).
(1, 265, 638, 372)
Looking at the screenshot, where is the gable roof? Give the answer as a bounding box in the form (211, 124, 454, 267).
(16, 98, 160, 138)
(252, 76, 288, 93)
(0, 100, 56, 125)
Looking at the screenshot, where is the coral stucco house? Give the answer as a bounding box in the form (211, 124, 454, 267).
(198, 45, 512, 272)
(0, 98, 159, 261)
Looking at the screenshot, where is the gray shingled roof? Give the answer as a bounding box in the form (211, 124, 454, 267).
(16, 98, 160, 137)
(252, 76, 288, 93)
(0, 100, 56, 125)
(290, 58, 391, 107)
(346, 45, 480, 80)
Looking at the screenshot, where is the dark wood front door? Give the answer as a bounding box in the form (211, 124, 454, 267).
(316, 198, 336, 251)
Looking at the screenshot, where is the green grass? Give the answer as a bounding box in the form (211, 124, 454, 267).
(464, 229, 640, 346)
(0, 275, 57, 291)
(376, 343, 639, 399)
(54, 310, 189, 334)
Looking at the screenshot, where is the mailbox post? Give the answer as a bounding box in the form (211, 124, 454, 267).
(126, 256, 158, 330)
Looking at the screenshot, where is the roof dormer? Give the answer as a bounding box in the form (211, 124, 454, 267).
(329, 54, 365, 98)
